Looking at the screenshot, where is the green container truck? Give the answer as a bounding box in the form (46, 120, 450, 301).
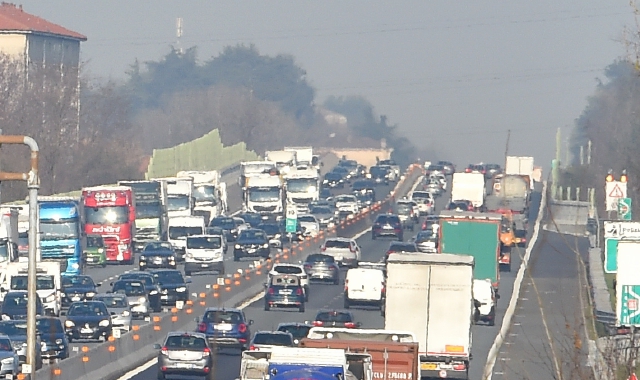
(438, 211, 502, 290)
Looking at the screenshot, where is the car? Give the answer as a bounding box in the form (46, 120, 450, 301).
(204, 226, 230, 250)
(83, 234, 106, 267)
(93, 293, 133, 332)
(337, 159, 360, 177)
(351, 180, 376, 196)
(110, 279, 151, 319)
(344, 264, 386, 313)
(269, 264, 309, 301)
(368, 166, 390, 185)
(385, 241, 418, 262)
(0, 320, 42, 369)
(154, 331, 215, 380)
(484, 164, 502, 178)
(514, 228, 527, 247)
(320, 237, 361, 268)
(233, 217, 251, 233)
(264, 274, 306, 312)
(466, 163, 486, 176)
(237, 212, 264, 228)
(298, 214, 320, 237)
(323, 172, 344, 188)
(0, 334, 19, 377)
(61, 275, 98, 307)
(276, 322, 313, 345)
(185, 234, 225, 276)
(371, 214, 403, 241)
(354, 190, 375, 209)
(331, 166, 351, 182)
(249, 331, 295, 351)
(36, 316, 70, 361)
(414, 231, 438, 253)
(196, 307, 253, 351)
(209, 216, 238, 241)
(425, 164, 445, 177)
(334, 194, 359, 214)
(395, 201, 417, 230)
(303, 253, 340, 285)
(64, 301, 112, 342)
(234, 228, 271, 261)
(319, 187, 332, 200)
(436, 161, 456, 175)
(256, 222, 283, 248)
(1, 290, 44, 320)
(309, 205, 335, 228)
(425, 178, 443, 197)
(310, 310, 360, 328)
(139, 241, 178, 271)
(410, 191, 434, 215)
(447, 200, 474, 212)
(421, 215, 440, 231)
(473, 279, 499, 326)
(118, 272, 163, 312)
(431, 173, 448, 190)
(150, 269, 190, 306)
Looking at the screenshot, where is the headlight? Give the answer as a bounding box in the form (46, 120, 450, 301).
(1, 315, 9, 321)
(176, 287, 187, 292)
(45, 294, 56, 303)
(139, 297, 147, 304)
(149, 290, 158, 295)
(71, 263, 80, 269)
(60, 292, 66, 297)
(140, 255, 146, 260)
(98, 319, 110, 327)
(64, 320, 74, 327)
(55, 338, 63, 345)
(274, 234, 281, 239)
(86, 292, 96, 298)
(262, 243, 269, 248)
(234, 244, 241, 249)
(122, 310, 130, 316)
(98, 248, 104, 254)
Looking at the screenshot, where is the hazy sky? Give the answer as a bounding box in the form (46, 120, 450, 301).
(17, 1, 635, 169)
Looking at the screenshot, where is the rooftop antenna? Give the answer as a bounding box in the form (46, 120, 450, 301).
(176, 17, 183, 54)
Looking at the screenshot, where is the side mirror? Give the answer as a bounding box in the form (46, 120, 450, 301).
(60, 310, 66, 316)
(153, 343, 162, 350)
(249, 320, 254, 325)
(111, 311, 116, 315)
(96, 283, 102, 287)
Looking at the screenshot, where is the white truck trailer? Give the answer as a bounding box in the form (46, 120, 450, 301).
(450, 172, 485, 209)
(265, 150, 297, 175)
(284, 147, 317, 169)
(155, 177, 194, 218)
(385, 253, 474, 379)
(178, 170, 228, 223)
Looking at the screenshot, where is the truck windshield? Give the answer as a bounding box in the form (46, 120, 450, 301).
(187, 236, 221, 249)
(194, 185, 217, 203)
(135, 202, 162, 218)
(11, 275, 55, 290)
(169, 226, 203, 240)
(40, 220, 79, 240)
(167, 196, 189, 211)
(248, 188, 280, 202)
(286, 178, 317, 193)
(84, 206, 128, 225)
(0, 242, 8, 261)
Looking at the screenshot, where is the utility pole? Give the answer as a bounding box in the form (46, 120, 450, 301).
(504, 129, 511, 166)
(176, 17, 184, 54)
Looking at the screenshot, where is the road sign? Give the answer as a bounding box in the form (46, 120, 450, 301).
(619, 198, 633, 221)
(606, 181, 628, 211)
(603, 222, 640, 273)
(285, 206, 298, 233)
(619, 285, 640, 326)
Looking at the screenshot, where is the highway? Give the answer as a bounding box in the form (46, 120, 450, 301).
(123, 180, 544, 380)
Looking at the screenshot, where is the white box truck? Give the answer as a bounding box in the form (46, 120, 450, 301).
(616, 240, 640, 328)
(3, 261, 61, 316)
(451, 172, 485, 209)
(265, 150, 297, 175)
(505, 156, 534, 177)
(385, 253, 474, 379)
(177, 170, 228, 223)
(156, 177, 194, 218)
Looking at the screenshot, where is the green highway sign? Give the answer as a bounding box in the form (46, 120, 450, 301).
(603, 221, 640, 273)
(604, 238, 618, 273)
(619, 198, 633, 221)
(285, 207, 298, 233)
(619, 285, 640, 326)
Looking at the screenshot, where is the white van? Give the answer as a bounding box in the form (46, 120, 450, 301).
(473, 279, 499, 326)
(184, 234, 225, 276)
(343, 263, 386, 314)
(167, 216, 206, 260)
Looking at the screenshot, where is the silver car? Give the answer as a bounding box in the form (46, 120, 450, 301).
(110, 280, 151, 319)
(154, 331, 214, 380)
(95, 293, 132, 332)
(0, 335, 18, 378)
(0, 320, 42, 370)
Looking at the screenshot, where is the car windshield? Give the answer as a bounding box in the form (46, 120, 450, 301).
(95, 295, 128, 308)
(273, 266, 303, 275)
(298, 216, 316, 223)
(3, 294, 28, 308)
(315, 312, 352, 322)
(120, 274, 153, 286)
(335, 196, 356, 203)
(143, 242, 173, 252)
(306, 254, 334, 263)
(62, 276, 95, 288)
(36, 318, 64, 334)
(389, 243, 417, 252)
(209, 218, 235, 230)
(252, 333, 293, 346)
(412, 192, 430, 199)
(153, 271, 185, 285)
(376, 215, 399, 224)
(135, 202, 163, 219)
(277, 325, 312, 339)
(203, 311, 243, 324)
(168, 226, 203, 240)
(112, 281, 146, 296)
(239, 230, 266, 240)
(416, 232, 435, 241)
(11, 275, 54, 291)
(68, 303, 108, 316)
(0, 338, 11, 351)
(187, 236, 222, 249)
(165, 335, 207, 350)
(310, 206, 331, 214)
(0, 321, 26, 336)
(324, 240, 350, 249)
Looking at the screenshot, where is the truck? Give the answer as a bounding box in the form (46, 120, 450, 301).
(239, 347, 372, 380)
(0, 207, 19, 265)
(616, 240, 640, 329)
(385, 253, 474, 380)
(243, 174, 284, 216)
(505, 156, 534, 189)
(284, 147, 318, 169)
(167, 215, 206, 260)
(487, 174, 530, 215)
(284, 167, 320, 213)
(239, 161, 277, 191)
(265, 150, 297, 175)
(301, 328, 419, 380)
(118, 180, 168, 252)
(37, 197, 84, 275)
(177, 170, 228, 223)
(154, 177, 194, 218)
(2, 261, 61, 316)
(451, 173, 485, 209)
(438, 211, 501, 290)
(81, 186, 136, 265)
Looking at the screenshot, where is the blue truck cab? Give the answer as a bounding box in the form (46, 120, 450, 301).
(38, 199, 83, 275)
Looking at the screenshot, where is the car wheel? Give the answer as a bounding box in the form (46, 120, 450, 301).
(219, 267, 225, 275)
(299, 304, 305, 313)
(488, 318, 495, 326)
(139, 266, 145, 271)
(101, 263, 107, 268)
(67, 337, 73, 343)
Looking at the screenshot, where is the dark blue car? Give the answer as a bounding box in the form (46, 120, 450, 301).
(233, 229, 270, 261)
(37, 317, 69, 360)
(264, 274, 305, 313)
(196, 307, 253, 351)
(61, 275, 98, 307)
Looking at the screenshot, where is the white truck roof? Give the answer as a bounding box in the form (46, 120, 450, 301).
(386, 252, 474, 266)
(247, 175, 282, 187)
(265, 150, 296, 164)
(177, 170, 220, 185)
(268, 347, 347, 364)
(438, 211, 503, 221)
(284, 168, 319, 179)
(168, 216, 205, 226)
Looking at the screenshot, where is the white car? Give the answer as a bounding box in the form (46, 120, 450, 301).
(411, 191, 434, 215)
(298, 214, 320, 237)
(344, 262, 386, 314)
(320, 237, 361, 267)
(268, 263, 310, 301)
(398, 199, 420, 218)
(431, 173, 447, 190)
(473, 279, 498, 326)
(333, 195, 359, 214)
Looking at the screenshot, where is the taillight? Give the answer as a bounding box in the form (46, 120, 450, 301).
(465, 168, 470, 173)
(344, 322, 356, 328)
(522, 237, 527, 242)
(304, 264, 312, 269)
(296, 288, 303, 295)
(249, 345, 257, 350)
(268, 288, 275, 294)
(381, 282, 385, 294)
(386, 250, 393, 256)
(238, 323, 247, 333)
(202, 347, 211, 358)
(18, 245, 27, 250)
(197, 323, 207, 333)
(329, 266, 337, 271)
(482, 170, 486, 174)
(453, 363, 466, 371)
(160, 346, 169, 355)
(313, 321, 323, 327)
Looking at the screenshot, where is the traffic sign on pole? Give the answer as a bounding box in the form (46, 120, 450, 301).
(619, 285, 640, 326)
(603, 221, 640, 273)
(285, 206, 298, 233)
(606, 181, 628, 211)
(619, 198, 633, 221)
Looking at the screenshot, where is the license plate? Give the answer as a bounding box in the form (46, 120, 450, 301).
(248, 249, 256, 253)
(72, 296, 81, 301)
(154, 258, 163, 263)
(279, 289, 293, 295)
(80, 328, 93, 334)
(383, 225, 392, 230)
(175, 363, 195, 369)
(421, 363, 437, 371)
(214, 324, 232, 331)
(161, 295, 169, 300)
(201, 263, 209, 267)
